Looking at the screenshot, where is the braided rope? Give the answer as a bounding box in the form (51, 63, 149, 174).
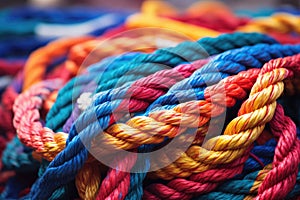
(113, 48, 300, 199)
(3, 5, 299, 199)
(79, 58, 209, 199)
(4, 33, 272, 198)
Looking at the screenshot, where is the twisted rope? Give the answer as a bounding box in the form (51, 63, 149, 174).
(238, 13, 300, 34)
(126, 14, 220, 40)
(11, 29, 188, 198)
(22, 36, 92, 91)
(29, 43, 298, 199)
(195, 112, 300, 200)
(8, 33, 275, 199)
(142, 54, 300, 199)
(46, 32, 277, 132)
(112, 47, 300, 199)
(256, 104, 300, 199)
(13, 80, 67, 160)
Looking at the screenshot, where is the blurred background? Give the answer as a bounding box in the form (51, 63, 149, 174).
(0, 0, 299, 11)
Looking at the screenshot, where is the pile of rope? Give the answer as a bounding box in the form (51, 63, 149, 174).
(1, 0, 300, 199)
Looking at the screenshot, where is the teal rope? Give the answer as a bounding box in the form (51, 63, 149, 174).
(2, 136, 39, 172)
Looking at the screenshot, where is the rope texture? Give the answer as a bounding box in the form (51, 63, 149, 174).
(28, 43, 300, 200)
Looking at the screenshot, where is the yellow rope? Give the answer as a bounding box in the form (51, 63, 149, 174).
(238, 13, 300, 34)
(126, 14, 220, 40)
(244, 164, 272, 200)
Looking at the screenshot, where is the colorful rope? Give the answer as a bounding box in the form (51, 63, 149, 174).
(141, 54, 300, 199)
(9, 32, 276, 198)
(25, 43, 300, 200)
(5, 28, 188, 198)
(4, 2, 300, 200)
(46, 32, 277, 132)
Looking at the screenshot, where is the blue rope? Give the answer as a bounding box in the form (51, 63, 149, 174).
(2, 137, 39, 173)
(0, 6, 130, 36)
(0, 172, 37, 200)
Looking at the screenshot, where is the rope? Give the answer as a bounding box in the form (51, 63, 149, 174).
(142, 54, 300, 199)
(126, 14, 220, 40)
(46, 32, 277, 132)
(5, 4, 300, 199)
(9, 33, 276, 199)
(26, 43, 298, 200)
(195, 115, 300, 200)
(238, 13, 300, 34)
(106, 44, 300, 199)
(12, 29, 189, 199)
(22, 36, 93, 91)
(256, 105, 300, 199)
(75, 58, 209, 199)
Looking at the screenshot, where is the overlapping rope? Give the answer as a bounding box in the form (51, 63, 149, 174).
(19, 43, 300, 199)
(3, 2, 300, 200)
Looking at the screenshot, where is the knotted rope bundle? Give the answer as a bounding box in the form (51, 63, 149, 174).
(3, 32, 184, 200)
(9, 34, 276, 200)
(13, 41, 300, 198)
(47, 32, 277, 132)
(6, 3, 300, 199)
(132, 54, 300, 200)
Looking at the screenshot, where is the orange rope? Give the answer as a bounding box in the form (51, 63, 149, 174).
(23, 37, 92, 91)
